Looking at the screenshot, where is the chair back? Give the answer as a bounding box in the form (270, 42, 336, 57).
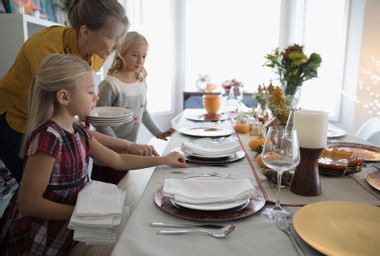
(355, 117, 380, 146)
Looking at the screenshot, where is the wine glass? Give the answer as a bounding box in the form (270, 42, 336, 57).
(225, 85, 243, 115)
(261, 125, 300, 219)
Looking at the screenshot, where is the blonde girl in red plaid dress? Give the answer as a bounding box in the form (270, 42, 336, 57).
(0, 54, 186, 255)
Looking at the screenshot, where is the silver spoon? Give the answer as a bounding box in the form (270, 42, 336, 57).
(157, 224, 236, 238)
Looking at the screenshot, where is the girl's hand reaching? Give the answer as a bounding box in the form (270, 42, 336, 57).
(164, 152, 187, 168)
(157, 128, 176, 141)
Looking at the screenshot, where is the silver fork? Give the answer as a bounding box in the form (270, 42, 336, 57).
(275, 218, 304, 256)
(157, 224, 236, 238)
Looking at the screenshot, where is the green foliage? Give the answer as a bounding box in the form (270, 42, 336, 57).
(264, 44, 322, 96)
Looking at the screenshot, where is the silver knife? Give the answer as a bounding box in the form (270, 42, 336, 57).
(150, 222, 225, 229)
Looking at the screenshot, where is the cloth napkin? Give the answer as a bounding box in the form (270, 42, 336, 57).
(163, 178, 254, 204)
(68, 181, 127, 245)
(75, 180, 124, 217)
(182, 139, 240, 157)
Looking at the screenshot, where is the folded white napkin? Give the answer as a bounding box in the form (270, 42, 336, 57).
(69, 181, 127, 245)
(182, 139, 240, 157)
(75, 181, 125, 217)
(73, 229, 118, 245)
(69, 214, 121, 229)
(163, 177, 254, 204)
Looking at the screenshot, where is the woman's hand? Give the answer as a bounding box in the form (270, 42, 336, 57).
(164, 152, 187, 168)
(157, 128, 176, 141)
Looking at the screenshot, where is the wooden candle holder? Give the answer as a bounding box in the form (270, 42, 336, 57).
(290, 148, 323, 197)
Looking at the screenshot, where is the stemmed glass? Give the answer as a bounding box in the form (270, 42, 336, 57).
(225, 86, 243, 115)
(261, 125, 300, 219)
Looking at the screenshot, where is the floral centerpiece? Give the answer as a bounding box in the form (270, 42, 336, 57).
(221, 79, 244, 100)
(255, 44, 322, 125)
(264, 44, 322, 96)
(221, 79, 244, 91)
(195, 74, 217, 92)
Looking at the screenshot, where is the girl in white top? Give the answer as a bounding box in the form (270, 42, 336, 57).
(93, 32, 176, 183)
(96, 31, 175, 142)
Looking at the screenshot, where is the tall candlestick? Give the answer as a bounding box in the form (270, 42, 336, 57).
(291, 110, 328, 196)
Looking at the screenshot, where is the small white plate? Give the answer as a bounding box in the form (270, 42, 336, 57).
(170, 198, 250, 211)
(178, 126, 232, 138)
(327, 126, 346, 138)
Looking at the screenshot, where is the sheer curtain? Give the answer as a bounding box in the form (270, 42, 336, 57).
(184, 0, 349, 119)
(300, 0, 348, 120)
(184, 0, 281, 91)
(125, 0, 350, 120)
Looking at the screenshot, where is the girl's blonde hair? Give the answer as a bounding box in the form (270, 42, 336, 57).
(21, 54, 93, 155)
(108, 31, 148, 81)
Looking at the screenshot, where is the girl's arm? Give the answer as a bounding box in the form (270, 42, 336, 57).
(18, 153, 74, 220)
(89, 137, 187, 170)
(89, 129, 158, 156)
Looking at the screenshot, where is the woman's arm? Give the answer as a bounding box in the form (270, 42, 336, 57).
(18, 153, 74, 220)
(89, 137, 187, 170)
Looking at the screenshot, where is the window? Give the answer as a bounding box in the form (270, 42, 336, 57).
(185, 0, 281, 91)
(184, 0, 349, 119)
(300, 0, 348, 120)
(125, 0, 350, 120)
(126, 0, 175, 113)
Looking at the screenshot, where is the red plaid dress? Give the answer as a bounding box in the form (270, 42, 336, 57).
(0, 121, 91, 255)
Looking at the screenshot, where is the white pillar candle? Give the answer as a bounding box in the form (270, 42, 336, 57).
(294, 110, 328, 148)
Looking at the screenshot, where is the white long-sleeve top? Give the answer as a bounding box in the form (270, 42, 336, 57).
(95, 75, 161, 142)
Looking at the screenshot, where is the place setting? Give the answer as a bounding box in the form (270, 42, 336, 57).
(79, 106, 134, 127)
(153, 175, 266, 222)
(178, 137, 245, 165)
(185, 94, 229, 123)
(177, 125, 233, 138)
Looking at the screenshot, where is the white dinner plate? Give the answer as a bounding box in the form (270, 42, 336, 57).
(182, 138, 240, 157)
(178, 126, 232, 138)
(183, 150, 234, 159)
(88, 107, 133, 119)
(186, 113, 229, 122)
(170, 198, 250, 211)
(185, 150, 246, 164)
(327, 126, 346, 138)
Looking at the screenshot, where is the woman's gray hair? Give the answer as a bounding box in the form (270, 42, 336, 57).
(67, 0, 129, 32)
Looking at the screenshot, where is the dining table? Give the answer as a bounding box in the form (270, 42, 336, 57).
(111, 108, 380, 256)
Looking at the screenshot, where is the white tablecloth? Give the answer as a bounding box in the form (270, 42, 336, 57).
(112, 109, 380, 256)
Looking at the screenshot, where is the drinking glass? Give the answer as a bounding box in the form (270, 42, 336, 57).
(261, 126, 300, 219)
(203, 94, 221, 118)
(225, 86, 243, 114)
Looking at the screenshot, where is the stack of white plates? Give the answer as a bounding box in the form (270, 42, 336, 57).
(81, 107, 133, 127)
(182, 138, 241, 159)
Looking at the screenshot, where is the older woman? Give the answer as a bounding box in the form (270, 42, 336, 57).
(0, 0, 156, 182)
